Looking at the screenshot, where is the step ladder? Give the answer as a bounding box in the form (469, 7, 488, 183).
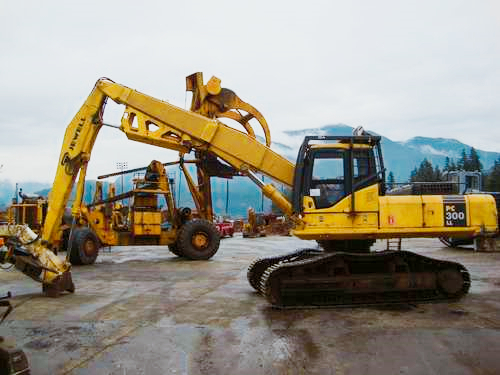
(386, 238, 402, 251)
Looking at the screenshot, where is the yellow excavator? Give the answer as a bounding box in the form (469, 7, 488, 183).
(1, 73, 497, 307)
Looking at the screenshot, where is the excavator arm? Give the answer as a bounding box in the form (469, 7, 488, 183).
(41, 80, 108, 245)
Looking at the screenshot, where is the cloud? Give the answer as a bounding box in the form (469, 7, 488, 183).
(1, 0, 499, 182)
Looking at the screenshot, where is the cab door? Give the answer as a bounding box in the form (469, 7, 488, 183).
(307, 149, 347, 209)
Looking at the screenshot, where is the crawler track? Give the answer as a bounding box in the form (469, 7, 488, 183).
(248, 250, 470, 308)
(247, 248, 323, 291)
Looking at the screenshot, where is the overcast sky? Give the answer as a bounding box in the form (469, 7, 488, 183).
(1, 0, 499, 184)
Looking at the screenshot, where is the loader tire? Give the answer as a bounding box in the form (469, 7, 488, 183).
(177, 219, 220, 260)
(168, 243, 184, 257)
(69, 228, 100, 265)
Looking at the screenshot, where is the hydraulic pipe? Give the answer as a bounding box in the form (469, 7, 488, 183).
(246, 171, 293, 216)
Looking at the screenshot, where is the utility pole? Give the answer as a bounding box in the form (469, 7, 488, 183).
(261, 175, 264, 212)
(116, 162, 128, 194)
(177, 170, 182, 207)
(168, 172, 176, 205)
(225, 179, 229, 217)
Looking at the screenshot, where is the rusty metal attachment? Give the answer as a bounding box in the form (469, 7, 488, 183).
(0, 293, 12, 324)
(42, 271, 75, 298)
(243, 208, 292, 238)
(0, 226, 74, 297)
(0, 293, 31, 374)
(186, 72, 271, 147)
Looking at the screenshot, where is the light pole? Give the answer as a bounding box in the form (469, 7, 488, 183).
(116, 161, 128, 194)
(225, 179, 229, 217)
(177, 170, 182, 206)
(261, 175, 264, 212)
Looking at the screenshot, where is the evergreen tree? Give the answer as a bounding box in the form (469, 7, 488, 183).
(458, 148, 467, 170)
(485, 157, 500, 192)
(456, 147, 483, 171)
(444, 157, 450, 171)
(448, 159, 457, 171)
(411, 159, 440, 182)
(420, 159, 435, 181)
(469, 147, 482, 171)
(433, 165, 442, 181)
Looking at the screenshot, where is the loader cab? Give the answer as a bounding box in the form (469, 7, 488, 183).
(292, 135, 385, 213)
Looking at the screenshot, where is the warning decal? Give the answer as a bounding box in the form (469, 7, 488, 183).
(443, 196, 466, 227)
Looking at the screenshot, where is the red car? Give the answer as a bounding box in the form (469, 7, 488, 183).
(215, 222, 234, 238)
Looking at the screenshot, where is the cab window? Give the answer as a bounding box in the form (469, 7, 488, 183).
(309, 150, 345, 209)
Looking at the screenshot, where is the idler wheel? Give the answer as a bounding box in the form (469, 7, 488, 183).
(247, 258, 274, 292)
(437, 268, 464, 296)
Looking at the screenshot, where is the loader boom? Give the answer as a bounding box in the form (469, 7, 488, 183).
(42, 75, 295, 251)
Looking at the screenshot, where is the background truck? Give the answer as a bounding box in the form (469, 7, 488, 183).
(439, 170, 500, 248)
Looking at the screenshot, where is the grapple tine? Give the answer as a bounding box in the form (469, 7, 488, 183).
(42, 271, 75, 298)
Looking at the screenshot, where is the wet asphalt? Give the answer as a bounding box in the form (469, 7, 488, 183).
(1, 235, 500, 375)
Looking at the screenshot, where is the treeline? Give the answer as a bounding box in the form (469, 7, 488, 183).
(387, 147, 500, 192)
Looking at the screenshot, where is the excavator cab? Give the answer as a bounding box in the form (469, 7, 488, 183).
(292, 135, 386, 214)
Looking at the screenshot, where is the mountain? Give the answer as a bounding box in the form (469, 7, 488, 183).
(0, 180, 53, 210)
(2, 124, 498, 216)
(271, 123, 441, 182)
(276, 125, 500, 183)
(401, 136, 500, 172)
